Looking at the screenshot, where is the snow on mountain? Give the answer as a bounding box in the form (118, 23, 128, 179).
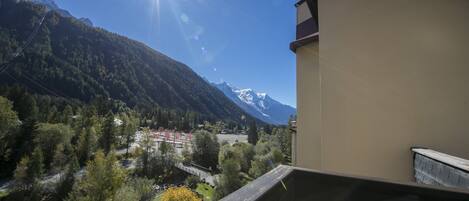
(213, 82, 296, 125)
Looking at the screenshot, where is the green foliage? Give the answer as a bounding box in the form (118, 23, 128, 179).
(28, 147, 44, 182)
(114, 178, 155, 201)
(51, 143, 68, 173)
(247, 121, 258, 145)
(77, 127, 97, 166)
(67, 150, 126, 201)
(0, 96, 19, 161)
(114, 185, 140, 201)
(34, 123, 73, 168)
(214, 159, 242, 200)
(232, 143, 255, 173)
(195, 183, 214, 201)
(14, 146, 45, 184)
(184, 175, 201, 189)
(62, 105, 74, 124)
(99, 112, 115, 155)
(218, 144, 242, 169)
(214, 142, 255, 198)
(138, 127, 153, 176)
(119, 112, 138, 158)
(4, 181, 46, 201)
(248, 140, 284, 178)
(137, 128, 177, 183)
(6, 86, 38, 121)
(192, 130, 219, 170)
(0, 96, 19, 135)
(159, 141, 175, 156)
(181, 145, 192, 165)
(271, 127, 292, 161)
(131, 177, 156, 201)
(54, 155, 79, 201)
(0, 0, 256, 125)
(13, 156, 29, 184)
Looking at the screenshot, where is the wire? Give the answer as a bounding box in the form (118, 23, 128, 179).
(0, 12, 49, 74)
(4, 70, 72, 99)
(0, 11, 73, 99)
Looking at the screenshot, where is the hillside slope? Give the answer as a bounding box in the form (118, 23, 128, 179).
(0, 0, 257, 123)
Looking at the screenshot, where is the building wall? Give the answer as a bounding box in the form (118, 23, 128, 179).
(296, 2, 311, 24)
(296, 42, 321, 170)
(296, 0, 469, 181)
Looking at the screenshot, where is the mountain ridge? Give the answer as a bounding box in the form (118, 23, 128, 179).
(27, 0, 93, 26)
(0, 0, 262, 124)
(213, 82, 296, 125)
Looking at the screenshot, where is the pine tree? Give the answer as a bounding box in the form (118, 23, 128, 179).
(67, 150, 126, 201)
(248, 121, 258, 145)
(47, 106, 58, 123)
(0, 96, 20, 163)
(51, 143, 68, 173)
(77, 127, 96, 165)
(138, 127, 152, 175)
(100, 112, 115, 155)
(62, 105, 73, 125)
(27, 147, 44, 182)
(14, 156, 30, 184)
(120, 113, 137, 158)
(55, 154, 79, 201)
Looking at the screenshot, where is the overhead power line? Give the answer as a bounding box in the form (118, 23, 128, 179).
(0, 11, 49, 74)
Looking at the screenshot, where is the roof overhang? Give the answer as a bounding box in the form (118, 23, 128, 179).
(290, 32, 319, 52)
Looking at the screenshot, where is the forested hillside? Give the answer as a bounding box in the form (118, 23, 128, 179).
(0, 0, 257, 124)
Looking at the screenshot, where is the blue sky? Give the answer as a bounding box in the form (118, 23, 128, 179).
(55, 0, 297, 107)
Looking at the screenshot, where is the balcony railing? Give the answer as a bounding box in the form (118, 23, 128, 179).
(412, 148, 469, 188)
(222, 165, 469, 201)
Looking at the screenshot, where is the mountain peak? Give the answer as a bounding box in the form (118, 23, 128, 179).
(257, 92, 267, 99)
(27, 0, 93, 26)
(212, 82, 296, 125)
(28, 0, 58, 10)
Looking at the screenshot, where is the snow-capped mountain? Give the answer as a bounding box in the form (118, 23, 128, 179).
(26, 0, 93, 26)
(213, 82, 296, 125)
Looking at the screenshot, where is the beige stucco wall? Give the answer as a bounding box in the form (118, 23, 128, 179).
(296, 0, 469, 182)
(296, 42, 321, 170)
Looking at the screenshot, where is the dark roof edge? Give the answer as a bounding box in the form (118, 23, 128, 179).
(295, 0, 307, 7)
(290, 32, 319, 52)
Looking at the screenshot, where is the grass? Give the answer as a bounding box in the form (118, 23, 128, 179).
(196, 183, 214, 201)
(0, 190, 9, 199)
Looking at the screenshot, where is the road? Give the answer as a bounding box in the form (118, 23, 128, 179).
(217, 134, 248, 144)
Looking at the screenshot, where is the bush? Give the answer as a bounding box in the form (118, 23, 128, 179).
(160, 187, 201, 201)
(184, 176, 201, 189)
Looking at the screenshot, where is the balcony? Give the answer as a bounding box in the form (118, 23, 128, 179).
(222, 165, 469, 201)
(290, 0, 319, 52)
(295, 0, 318, 40)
